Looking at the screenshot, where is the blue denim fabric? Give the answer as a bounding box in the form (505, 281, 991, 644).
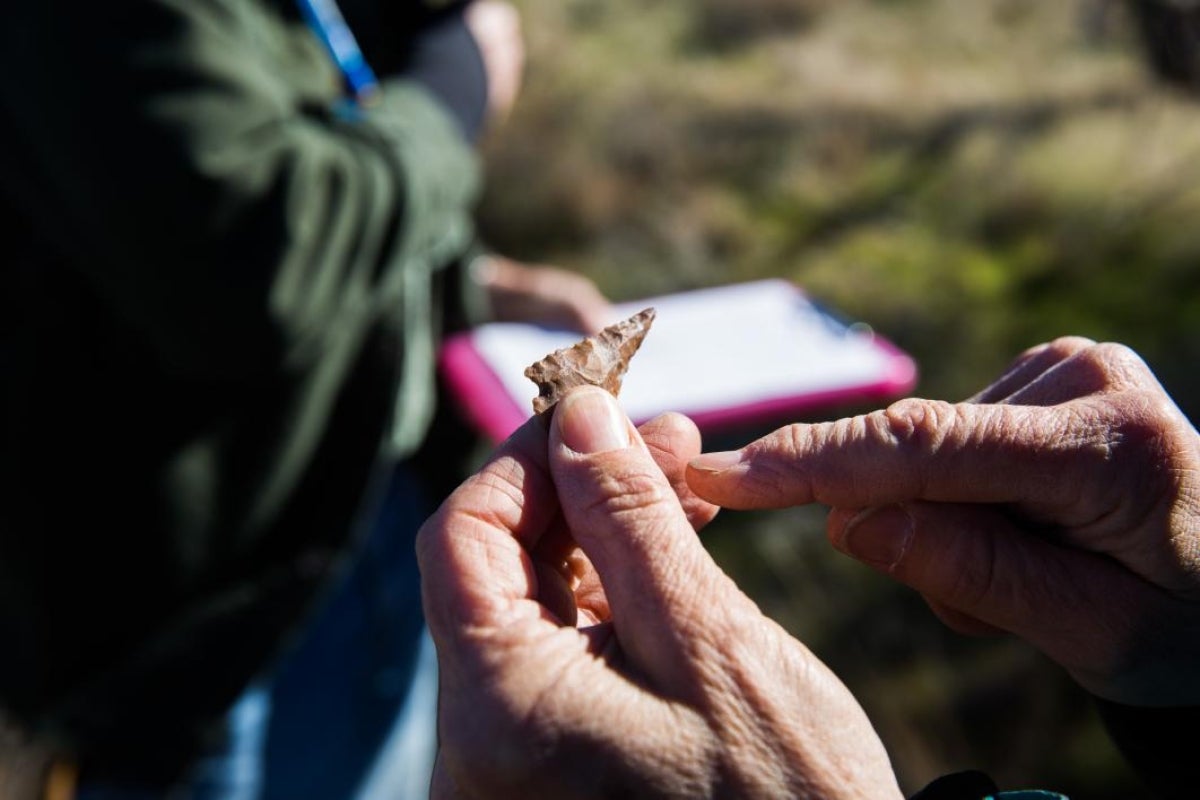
(74, 684, 270, 800)
(258, 465, 435, 800)
(76, 465, 437, 800)
(354, 630, 439, 799)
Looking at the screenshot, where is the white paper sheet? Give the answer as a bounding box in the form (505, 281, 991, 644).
(469, 279, 911, 423)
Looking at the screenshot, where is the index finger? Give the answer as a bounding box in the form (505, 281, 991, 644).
(686, 398, 1124, 522)
(416, 415, 562, 650)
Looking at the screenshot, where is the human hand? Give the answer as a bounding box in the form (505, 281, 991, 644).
(464, 0, 524, 125)
(474, 253, 613, 334)
(687, 338, 1200, 706)
(417, 386, 903, 799)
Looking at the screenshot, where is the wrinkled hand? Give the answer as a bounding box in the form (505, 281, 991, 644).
(464, 0, 524, 125)
(475, 254, 613, 334)
(417, 386, 903, 799)
(687, 338, 1200, 706)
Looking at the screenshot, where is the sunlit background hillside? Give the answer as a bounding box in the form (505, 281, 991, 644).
(474, 1, 1200, 795)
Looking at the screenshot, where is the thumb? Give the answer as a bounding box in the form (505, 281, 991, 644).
(549, 387, 733, 690)
(827, 501, 1150, 691)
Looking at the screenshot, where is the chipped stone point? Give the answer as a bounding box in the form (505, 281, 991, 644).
(524, 308, 656, 415)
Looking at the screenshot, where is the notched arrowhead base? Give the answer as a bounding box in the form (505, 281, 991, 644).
(524, 308, 656, 415)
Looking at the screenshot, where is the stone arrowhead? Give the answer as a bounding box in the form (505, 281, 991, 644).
(524, 307, 656, 414)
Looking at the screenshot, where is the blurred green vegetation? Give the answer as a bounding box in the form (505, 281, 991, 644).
(476, 0, 1200, 795)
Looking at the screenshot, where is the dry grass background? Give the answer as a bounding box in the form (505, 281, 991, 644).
(473, 1, 1200, 795)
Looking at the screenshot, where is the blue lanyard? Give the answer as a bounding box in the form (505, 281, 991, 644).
(295, 0, 380, 102)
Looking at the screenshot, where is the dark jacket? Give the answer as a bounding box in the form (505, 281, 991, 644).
(0, 0, 482, 775)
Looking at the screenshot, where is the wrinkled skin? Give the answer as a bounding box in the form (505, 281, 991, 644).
(417, 387, 904, 800)
(688, 338, 1200, 707)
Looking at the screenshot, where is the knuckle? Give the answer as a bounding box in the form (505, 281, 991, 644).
(883, 398, 961, 454)
(640, 412, 697, 462)
(1059, 403, 1113, 453)
(1089, 340, 1141, 365)
(454, 467, 526, 523)
(1077, 386, 1182, 467)
(581, 462, 671, 519)
(1041, 335, 1097, 357)
(1086, 389, 1191, 499)
(414, 510, 447, 566)
(1072, 341, 1151, 390)
(1013, 336, 1096, 367)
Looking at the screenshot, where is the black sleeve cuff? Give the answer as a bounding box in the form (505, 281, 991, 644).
(1094, 696, 1200, 800)
(909, 770, 999, 800)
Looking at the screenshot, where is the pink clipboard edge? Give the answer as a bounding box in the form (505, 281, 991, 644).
(438, 295, 919, 445)
(439, 333, 533, 444)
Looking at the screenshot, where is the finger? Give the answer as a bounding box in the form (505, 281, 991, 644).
(825, 501, 1153, 687)
(429, 753, 459, 800)
(420, 405, 710, 796)
(557, 274, 613, 334)
(549, 387, 736, 691)
(922, 598, 1005, 637)
(529, 517, 609, 625)
(479, 257, 613, 334)
(416, 414, 562, 655)
(686, 399, 1124, 522)
(826, 509, 1006, 637)
(526, 412, 716, 629)
(1001, 342, 1161, 407)
(638, 412, 721, 532)
(533, 559, 578, 628)
(968, 336, 1095, 404)
(575, 304, 614, 337)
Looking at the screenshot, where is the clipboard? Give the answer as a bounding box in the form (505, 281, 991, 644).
(438, 279, 918, 443)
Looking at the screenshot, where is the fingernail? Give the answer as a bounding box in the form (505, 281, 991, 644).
(836, 505, 913, 571)
(688, 450, 744, 474)
(557, 387, 630, 454)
